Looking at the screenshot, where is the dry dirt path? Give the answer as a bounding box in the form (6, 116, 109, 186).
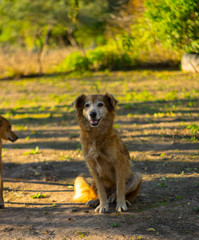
(0, 71, 199, 239)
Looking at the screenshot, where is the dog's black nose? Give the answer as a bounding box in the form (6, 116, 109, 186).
(90, 111, 97, 119)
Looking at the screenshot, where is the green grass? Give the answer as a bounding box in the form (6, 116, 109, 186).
(135, 201, 168, 212)
(0, 70, 198, 165)
(194, 206, 199, 213)
(24, 146, 40, 155)
(176, 195, 184, 200)
(0, 71, 198, 111)
(186, 124, 199, 136)
(31, 193, 46, 199)
(110, 223, 119, 228)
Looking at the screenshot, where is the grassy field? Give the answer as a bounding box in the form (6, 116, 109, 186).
(0, 70, 199, 240)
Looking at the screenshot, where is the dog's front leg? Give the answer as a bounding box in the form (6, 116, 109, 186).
(89, 167, 108, 213)
(0, 157, 4, 208)
(115, 165, 128, 212)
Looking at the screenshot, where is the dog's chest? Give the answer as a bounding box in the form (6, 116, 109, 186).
(87, 143, 99, 160)
(85, 142, 114, 178)
(86, 141, 112, 161)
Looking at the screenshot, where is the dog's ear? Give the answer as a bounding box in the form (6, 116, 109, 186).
(104, 93, 118, 110)
(72, 94, 86, 109)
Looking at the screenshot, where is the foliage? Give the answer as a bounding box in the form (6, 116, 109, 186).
(24, 146, 40, 155)
(145, 0, 199, 53)
(186, 124, 199, 137)
(0, 0, 184, 74)
(31, 193, 47, 199)
(0, 0, 72, 48)
(57, 45, 136, 72)
(157, 176, 168, 187)
(57, 51, 88, 72)
(194, 206, 199, 213)
(0, 0, 129, 49)
(110, 223, 119, 227)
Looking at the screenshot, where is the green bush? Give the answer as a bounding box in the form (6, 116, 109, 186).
(57, 45, 136, 72)
(57, 51, 90, 72)
(145, 0, 199, 53)
(86, 46, 134, 70)
(117, 17, 181, 65)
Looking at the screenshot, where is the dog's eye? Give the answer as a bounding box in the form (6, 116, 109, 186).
(98, 103, 104, 107)
(85, 103, 90, 108)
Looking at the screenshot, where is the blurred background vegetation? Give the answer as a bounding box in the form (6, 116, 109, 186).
(0, 0, 198, 78)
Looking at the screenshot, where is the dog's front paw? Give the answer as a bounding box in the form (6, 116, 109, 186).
(116, 201, 128, 212)
(95, 203, 109, 213)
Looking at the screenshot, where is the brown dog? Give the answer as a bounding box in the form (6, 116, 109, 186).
(73, 93, 142, 213)
(0, 115, 18, 208)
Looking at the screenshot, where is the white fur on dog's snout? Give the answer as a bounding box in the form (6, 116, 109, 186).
(83, 100, 108, 127)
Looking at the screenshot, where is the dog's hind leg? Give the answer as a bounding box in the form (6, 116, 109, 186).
(108, 192, 116, 204)
(125, 172, 142, 203)
(86, 199, 100, 208)
(106, 186, 116, 204)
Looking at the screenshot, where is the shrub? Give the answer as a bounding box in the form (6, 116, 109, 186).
(145, 0, 199, 53)
(87, 45, 135, 70)
(57, 45, 136, 72)
(57, 51, 90, 72)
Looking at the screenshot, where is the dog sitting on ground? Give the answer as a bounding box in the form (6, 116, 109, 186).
(0, 115, 18, 208)
(73, 93, 142, 213)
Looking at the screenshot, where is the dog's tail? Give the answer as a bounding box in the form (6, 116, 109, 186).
(73, 176, 97, 203)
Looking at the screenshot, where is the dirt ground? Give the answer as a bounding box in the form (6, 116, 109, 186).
(0, 71, 199, 240)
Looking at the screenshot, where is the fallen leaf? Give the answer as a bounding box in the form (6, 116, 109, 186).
(147, 228, 156, 232)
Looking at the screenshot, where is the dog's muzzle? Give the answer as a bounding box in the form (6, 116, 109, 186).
(89, 111, 102, 127)
(8, 135, 19, 142)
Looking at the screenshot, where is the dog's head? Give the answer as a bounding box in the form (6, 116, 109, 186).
(0, 116, 19, 142)
(73, 93, 118, 128)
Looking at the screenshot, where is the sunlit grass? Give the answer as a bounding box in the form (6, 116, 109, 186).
(0, 71, 199, 134)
